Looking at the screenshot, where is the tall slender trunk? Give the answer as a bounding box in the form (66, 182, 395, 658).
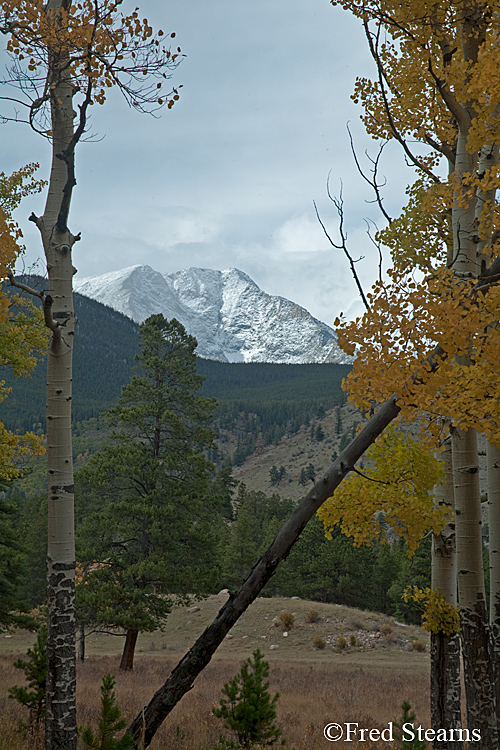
(120, 629, 139, 671)
(489, 441, 500, 736)
(452, 427, 497, 748)
(431, 440, 462, 749)
(39, 3, 78, 748)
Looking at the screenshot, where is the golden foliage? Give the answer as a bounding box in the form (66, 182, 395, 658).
(0, 163, 46, 219)
(0, 0, 183, 117)
(403, 586, 460, 635)
(333, 0, 500, 157)
(0, 426, 44, 481)
(75, 560, 111, 587)
(317, 427, 448, 553)
(0, 166, 47, 480)
(377, 179, 451, 274)
(336, 265, 500, 445)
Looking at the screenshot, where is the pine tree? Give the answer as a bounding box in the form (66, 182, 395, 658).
(80, 674, 133, 750)
(393, 701, 426, 750)
(76, 315, 225, 670)
(213, 649, 284, 749)
(0, 485, 31, 629)
(315, 425, 325, 442)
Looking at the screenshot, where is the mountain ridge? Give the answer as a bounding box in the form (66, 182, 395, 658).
(74, 264, 350, 365)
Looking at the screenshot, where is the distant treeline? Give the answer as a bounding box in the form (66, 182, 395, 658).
(1, 290, 350, 462)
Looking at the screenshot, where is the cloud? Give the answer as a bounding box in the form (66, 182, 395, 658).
(8, 0, 408, 335)
(271, 213, 328, 255)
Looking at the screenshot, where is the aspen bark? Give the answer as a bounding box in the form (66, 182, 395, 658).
(452, 427, 497, 748)
(431, 441, 462, 749)
(38, 3, 78, 748)
(448, 25, 498, 735)
(489, 441, 500, 734)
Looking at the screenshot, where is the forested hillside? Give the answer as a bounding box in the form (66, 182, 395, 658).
(1, 291, 140, 430)
(1, 291, 349, 466)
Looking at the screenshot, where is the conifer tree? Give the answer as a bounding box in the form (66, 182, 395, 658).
(213, 649, 283, 750)
(76, 315, 225, 670)
(80, 674, 133, 750)
(9, 624, 47, 733)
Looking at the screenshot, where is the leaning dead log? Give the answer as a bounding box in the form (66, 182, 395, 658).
(126, 393, 401, 747)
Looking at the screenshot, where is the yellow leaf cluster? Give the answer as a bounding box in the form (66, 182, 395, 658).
(0, 425, 44, 481)
(336, 265, 500, 446)
(75, 560, 111, 586)
(333, 0, 500, 165)
(403, 586, 460, 635)
(0, 163, 46, 218)
(317, 426, 448, 553)
(0, 166, 47, 479)
(377, 179, 450, 274)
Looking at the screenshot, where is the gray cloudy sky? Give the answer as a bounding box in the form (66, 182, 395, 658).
(4, 0, 414, 327)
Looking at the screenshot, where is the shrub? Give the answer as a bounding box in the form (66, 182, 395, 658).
(349, 634, 356, 647)
(337, 635, 347, 650)
(381, 623, 393, 636)
(80, 674, 133, 750)
(279, 612, 295, 630)
(305, 610, 320, 624)
(212, 649, 285, 749)
(411, 640, 427, 653)
(348, 618, 364, 631)
(313, 636, 326, 650)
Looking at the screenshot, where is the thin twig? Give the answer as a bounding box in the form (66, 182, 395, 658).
(347, 123, 392, 225)
(314, 188, 370, 312)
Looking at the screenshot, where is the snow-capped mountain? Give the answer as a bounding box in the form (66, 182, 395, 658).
(74, 265, 350, 365)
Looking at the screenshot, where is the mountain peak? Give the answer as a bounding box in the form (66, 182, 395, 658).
(74, 265, 350, 365)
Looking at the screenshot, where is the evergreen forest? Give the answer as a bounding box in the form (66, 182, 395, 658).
(0, 299, 435, 627)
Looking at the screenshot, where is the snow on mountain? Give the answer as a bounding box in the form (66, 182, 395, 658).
(74, 265, 351, 365)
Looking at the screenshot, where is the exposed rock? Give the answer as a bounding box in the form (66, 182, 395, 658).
(74, 265, 351, 364)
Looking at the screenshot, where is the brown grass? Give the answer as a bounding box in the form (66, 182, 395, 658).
(0, 596, 430, 749)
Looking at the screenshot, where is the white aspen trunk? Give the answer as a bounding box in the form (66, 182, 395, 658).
(432, 443, 458, 603)
(452, 426, 497, 747)
(488, 441, 500, 735)
(489, 442, 500, 623)
(431, 441, 463, 749)
(449, 30, 498, 733)
(39, 3, 79, 748)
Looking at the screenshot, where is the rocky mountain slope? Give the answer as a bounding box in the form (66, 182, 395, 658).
(74, 265, 351, 364)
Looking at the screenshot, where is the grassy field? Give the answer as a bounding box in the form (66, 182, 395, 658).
(0, 595, 430, 749)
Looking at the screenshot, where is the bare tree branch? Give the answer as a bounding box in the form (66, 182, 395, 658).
(7, 271, 60, 339)
(314, 186, 370, 312)
(347, 123, 392, 225)
(363, 19, 441, 184)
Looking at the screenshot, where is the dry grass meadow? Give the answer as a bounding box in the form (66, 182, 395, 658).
(0, 595, 430, 749)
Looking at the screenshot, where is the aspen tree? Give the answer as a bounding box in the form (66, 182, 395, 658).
(430, 442, 462, 750)
(325, 1, 500, 744)
(0, 4, 182, 747)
